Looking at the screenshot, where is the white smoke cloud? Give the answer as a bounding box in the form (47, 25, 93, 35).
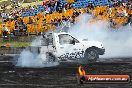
(69, 14, 132, 58)
(16, 37, 59, 68)
(31, 37, 42, 46)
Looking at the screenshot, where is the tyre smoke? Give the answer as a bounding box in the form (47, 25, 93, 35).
(69, 14, 132, 58)
(16, 37, 59, 68)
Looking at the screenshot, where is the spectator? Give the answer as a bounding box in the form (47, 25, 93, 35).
(43, 19, 47, 26)
(73, 9, 80, 17)
(2, 24, 9, 37)
(127, 15, 132, 26)
(43, 6, 50, 15)
(43, 0, 49, 6)
(28, 17, 35, 24)
(15, 18, 27, 32)
(88, 2, 94, 10)
(56, 1, 63, 13)
(65, 3, 71, 10)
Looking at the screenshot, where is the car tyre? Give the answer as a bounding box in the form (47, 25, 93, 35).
(81, 48, 99, 64)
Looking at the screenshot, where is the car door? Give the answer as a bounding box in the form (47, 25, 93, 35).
(57, 34, 84, 61)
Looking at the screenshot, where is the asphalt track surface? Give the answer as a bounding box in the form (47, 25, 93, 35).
(0, 56, 132, 88)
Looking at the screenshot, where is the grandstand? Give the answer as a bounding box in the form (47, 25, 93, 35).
(0, 0, 131, 46)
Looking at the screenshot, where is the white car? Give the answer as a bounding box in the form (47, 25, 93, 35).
(29, 32, 105, 63)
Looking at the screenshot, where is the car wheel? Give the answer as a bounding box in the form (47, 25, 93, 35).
(46, 52, 57, 62)
(81, 48, 99, 64)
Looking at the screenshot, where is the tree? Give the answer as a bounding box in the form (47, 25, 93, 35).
(0, 1, 10, 11)
(8, 0, 25, 8)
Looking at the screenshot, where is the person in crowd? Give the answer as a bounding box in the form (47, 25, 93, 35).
(43, 6, 50, 15)
(55, 0, 63, 13)
(28, 17, 35, 24)
(127, 15, 132, 26)
(15, 18, 27, 32)
(2, 24, 9, 37)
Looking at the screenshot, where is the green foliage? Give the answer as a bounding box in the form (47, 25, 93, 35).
(24, 0, 36, 3)
(0, 42, 31, 47)
(0, 1, 10, 9)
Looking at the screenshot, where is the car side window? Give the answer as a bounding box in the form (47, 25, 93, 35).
(59, 34, 79, 45)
